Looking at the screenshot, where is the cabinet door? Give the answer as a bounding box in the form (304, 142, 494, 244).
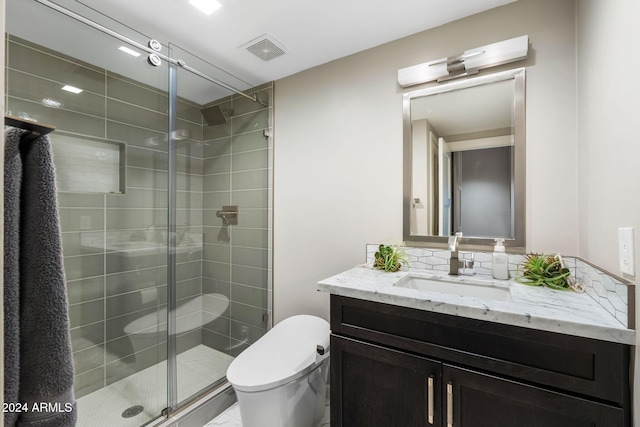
(331, 335, 442, 427)
(443, 365, 626, 427)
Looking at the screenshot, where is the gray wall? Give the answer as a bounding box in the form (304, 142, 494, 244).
(273, 0, 578, 322)
(576, 0, 640, 419)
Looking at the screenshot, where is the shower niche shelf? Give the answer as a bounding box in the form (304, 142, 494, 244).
(51, 133, 126, 194)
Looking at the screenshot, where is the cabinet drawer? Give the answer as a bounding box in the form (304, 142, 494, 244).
(330, 295, 630, 406)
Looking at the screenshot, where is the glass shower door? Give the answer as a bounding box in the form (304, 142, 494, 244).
(167, 44, 273, 410)
(5, 1, 171, 425)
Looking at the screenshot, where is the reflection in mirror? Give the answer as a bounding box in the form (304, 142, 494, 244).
(403, 68, 525, 249)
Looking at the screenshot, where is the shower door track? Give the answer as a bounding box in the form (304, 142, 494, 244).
(34, 0, 261, 103)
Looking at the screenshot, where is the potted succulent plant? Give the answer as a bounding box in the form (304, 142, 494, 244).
(515, 253, 572, 290)
(373, 244, 408, 272)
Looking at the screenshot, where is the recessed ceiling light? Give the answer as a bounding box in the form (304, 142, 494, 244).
(189, 0, 221, 15)
(62, 85, 83, 94)
(118, 46, 141, 57)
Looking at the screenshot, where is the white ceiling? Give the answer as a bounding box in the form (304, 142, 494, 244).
(7, 0, 518, 104)
(85, 0, 518, 84)
(73, 0, 516, 85)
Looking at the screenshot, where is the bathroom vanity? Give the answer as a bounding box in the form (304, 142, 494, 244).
(318, 267, 634, 427)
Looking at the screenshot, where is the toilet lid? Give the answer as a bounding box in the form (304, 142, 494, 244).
(226, 315, 329, 392)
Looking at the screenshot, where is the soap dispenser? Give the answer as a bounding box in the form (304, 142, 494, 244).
(492, 238, 509, 280)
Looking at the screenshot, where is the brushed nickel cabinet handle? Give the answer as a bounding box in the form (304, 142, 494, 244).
(447, 383, 454, 427)
(427, 376, 434, 424)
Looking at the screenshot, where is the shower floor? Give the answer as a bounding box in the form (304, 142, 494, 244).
(77, 345, 234, 427)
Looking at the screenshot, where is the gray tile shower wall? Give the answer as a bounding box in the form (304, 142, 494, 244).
(365, 244, 631, 328)
(6, 35, 272, 399)
(201, 84, 272, 357)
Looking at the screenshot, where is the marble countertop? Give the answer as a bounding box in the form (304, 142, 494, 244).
(317, 266, 635, 345)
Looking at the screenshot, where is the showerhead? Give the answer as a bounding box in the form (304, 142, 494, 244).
(201, 105, 233, 127)
(252, 93, 269, 108)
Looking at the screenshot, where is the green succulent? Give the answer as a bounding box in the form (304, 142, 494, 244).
(515, 253, 571, 290)
(373, 244, 408, 272)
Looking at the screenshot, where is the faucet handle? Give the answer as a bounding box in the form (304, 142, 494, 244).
(448, 235, 458, 251)
(467, 253, 475, 268)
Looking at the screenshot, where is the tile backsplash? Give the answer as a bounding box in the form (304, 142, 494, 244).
(365, 244, 527, 278)
(575, 259, 632, 328)
(366, 244, 632, 328)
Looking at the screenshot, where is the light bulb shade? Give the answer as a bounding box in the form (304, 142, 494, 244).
(398, 58, 449, 87)
(463, 35, 529, 71)
(398, 35, 529, 87)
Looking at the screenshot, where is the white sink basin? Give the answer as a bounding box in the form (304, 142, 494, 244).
(394, 275, 512, 302)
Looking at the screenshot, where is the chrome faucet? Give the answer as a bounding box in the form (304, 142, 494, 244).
(448, 234, 460, 275)
(448, 233, 474, 275)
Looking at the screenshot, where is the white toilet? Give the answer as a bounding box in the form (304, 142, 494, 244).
(226, 315, 330, 427)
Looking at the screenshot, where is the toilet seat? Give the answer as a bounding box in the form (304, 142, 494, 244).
(226, 315, 329, 393)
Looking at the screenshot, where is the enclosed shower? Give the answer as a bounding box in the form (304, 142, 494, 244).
(4, 0, 272, 425)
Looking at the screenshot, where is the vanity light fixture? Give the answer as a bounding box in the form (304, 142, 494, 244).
(61, 85, 83, 94)
(189, 0, 222, 15)
(118, 46, 141, 57)
(398, 58, 449, 88)
(398, 35, 529, 87)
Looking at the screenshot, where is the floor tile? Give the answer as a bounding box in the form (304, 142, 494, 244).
(204, 402, 331, 427)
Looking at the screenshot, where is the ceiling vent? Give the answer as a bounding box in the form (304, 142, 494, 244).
(242, 34, 287, 62)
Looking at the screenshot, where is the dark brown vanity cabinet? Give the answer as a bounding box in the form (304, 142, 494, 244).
(332, 336, 442, 426)
(330, 295, 630, 427)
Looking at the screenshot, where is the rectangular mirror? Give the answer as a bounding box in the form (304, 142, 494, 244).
(403, 68, 525, 249)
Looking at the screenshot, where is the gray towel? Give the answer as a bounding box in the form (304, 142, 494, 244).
(3, 128, 77, 427)
(4, 129, 23, 427)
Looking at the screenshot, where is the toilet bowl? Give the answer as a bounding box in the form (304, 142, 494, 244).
(226, 315, 330, 427)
